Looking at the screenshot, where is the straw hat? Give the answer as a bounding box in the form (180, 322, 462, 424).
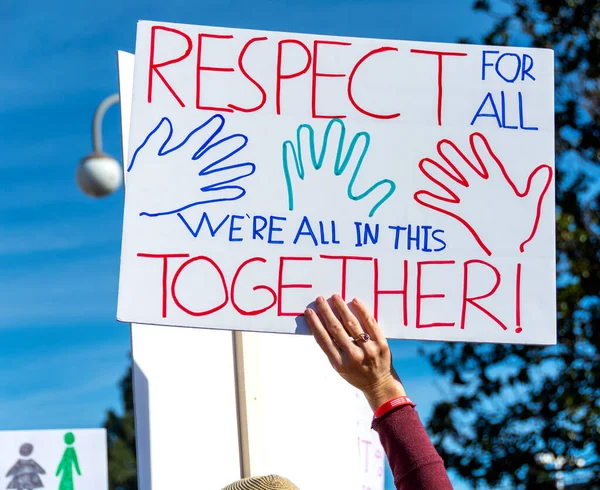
(221, 475, 299, 490)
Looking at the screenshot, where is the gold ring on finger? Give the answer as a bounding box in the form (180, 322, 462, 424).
(352, 333, 370, 343)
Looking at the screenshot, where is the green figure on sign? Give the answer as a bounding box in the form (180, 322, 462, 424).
(56, 432, 81, 490)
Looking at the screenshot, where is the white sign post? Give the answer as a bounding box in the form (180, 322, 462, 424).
(118, 21, 556, 345)
(0, 429, 108, 490)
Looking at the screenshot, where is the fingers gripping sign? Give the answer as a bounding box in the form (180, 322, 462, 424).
(305, 296, 404, 408)
(414, 132, 553, 256)
(282, 118, 397, 218)
(128, 114, 256, 218)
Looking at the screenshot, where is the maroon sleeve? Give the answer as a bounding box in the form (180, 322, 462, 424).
(372, 406, 453, 490)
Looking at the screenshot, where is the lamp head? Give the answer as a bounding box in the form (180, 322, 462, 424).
(76, 152, 123, 197)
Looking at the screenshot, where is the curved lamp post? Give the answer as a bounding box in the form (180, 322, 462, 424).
(76, 94, 123, 198)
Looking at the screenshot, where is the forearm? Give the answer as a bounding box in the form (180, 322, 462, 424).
(372, 405, 453, 490)
(303, 296, 451, 488)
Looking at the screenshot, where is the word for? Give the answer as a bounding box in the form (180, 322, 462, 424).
(136, 252, 524, 333)
(147, 25, 469, 124)
(178, 212, 446, 252)
(481, 50, 536, 82)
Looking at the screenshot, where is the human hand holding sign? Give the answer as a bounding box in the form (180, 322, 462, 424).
(304, 295, 406, 411)
(128, 114, 256, 217)
(282, 119, 396, 218)
(414, 132, 553, 256)
(305, 296, 455, 489)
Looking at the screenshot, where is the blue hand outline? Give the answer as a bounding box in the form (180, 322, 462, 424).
(282, 118, 396, 218)
(128, 114, 256, 217)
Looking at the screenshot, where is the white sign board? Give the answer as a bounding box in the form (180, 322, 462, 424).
(118, 20, 556, 345)
(119, 51, 243, 490)
(0, 429, 108, 490)
(119, 50, 384, 490)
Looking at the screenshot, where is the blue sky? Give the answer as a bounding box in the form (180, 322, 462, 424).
(1, 0, 499, 488)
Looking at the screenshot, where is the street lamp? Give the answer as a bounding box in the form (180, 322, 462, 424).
(76, 94, 123, 198)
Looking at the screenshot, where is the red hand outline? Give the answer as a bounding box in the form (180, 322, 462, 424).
(414, 132, 553, 256)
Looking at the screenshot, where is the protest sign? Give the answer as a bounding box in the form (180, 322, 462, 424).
(118, 20, 556, 344)
(0, 429, 108, 490)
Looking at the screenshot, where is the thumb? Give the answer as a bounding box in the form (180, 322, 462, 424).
(522, 164, 553, 201)
(126, 117, 174, 172)
(352, 177, 396, 218)
(342, 131, 396, 217)
(519, 164, 553, 253)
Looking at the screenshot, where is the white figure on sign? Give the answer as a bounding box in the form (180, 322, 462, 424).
(5, 443, 46, 490)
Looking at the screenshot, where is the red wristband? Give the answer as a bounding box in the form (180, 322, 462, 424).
(374, 396, 415, 418)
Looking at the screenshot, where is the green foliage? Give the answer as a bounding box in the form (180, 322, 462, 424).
(103, 365, 137, 490)
(426, 1, 600, 488)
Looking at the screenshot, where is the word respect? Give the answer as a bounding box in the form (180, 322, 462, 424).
(146, 25, 471, 122)
(137, 252, 524, 333)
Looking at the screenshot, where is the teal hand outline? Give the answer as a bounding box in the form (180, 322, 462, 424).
(282, 118, 396, 217)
